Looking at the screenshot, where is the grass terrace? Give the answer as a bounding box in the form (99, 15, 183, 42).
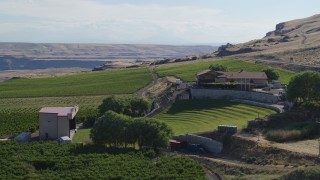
(155, 100, 277, 135)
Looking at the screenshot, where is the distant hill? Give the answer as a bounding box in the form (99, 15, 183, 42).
(0, 43, 216, 60)
(0, 43, 216, 70)
(215, 14, 320, 65)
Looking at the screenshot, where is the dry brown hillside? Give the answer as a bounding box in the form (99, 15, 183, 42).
(0, 43, 215, 60)
(216, 14, 320, 65)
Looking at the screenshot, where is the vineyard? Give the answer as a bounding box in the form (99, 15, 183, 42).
(155, 59, 294, 84)
(0, 96, 106, 136)
(0, 67, 152, 98)
(0, 141, 206, 179)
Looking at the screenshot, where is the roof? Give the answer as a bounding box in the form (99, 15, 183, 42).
(59, 136, 71, 141)
(217, 71, 267, 80)
(196, 69, 213, 76)
(39, 106, 78, 117)
(197, 69, 267, 80)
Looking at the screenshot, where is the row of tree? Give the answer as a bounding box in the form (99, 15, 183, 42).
(90, 111, 173, 149)
(99, 96, 151, 117)
(287, 71, 320, 104)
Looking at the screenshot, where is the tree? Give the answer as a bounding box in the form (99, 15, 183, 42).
(287, 71, 320, 104)
(127, 118, 173, 149)
(263, 69, 279, 81)
(99, 96, 151, 117)
(209, 64, 228, 72)
(90, 111, 132, 146)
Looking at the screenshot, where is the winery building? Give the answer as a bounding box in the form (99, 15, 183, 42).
(39, 106, 78, 140)
(196, 70, 268, 86)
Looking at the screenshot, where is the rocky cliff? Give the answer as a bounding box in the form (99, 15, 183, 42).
(215, 14, 320, 65)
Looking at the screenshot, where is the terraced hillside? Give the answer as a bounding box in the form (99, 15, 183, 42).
(155, 59, 294, 84)
(155, 100, 276, 135)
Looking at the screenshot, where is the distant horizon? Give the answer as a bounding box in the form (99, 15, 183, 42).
(0, 0, 319, 45)
(0, 41, 222, 46)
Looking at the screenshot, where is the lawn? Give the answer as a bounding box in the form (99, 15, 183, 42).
(155, 59, 294, 84)
(0, 68, 152, 98)
(72, 128, 91, 143)
(155, 100, 277, 135)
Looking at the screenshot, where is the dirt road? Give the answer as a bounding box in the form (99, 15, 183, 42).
(235, 132, 319, 156)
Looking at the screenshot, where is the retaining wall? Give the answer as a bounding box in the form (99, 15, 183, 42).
(191, 88, 279, 103)
(173, 134, 223, 153)
(230, 99, 283, 113)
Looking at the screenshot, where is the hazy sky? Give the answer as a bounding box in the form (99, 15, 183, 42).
(0, 0, 319, 45)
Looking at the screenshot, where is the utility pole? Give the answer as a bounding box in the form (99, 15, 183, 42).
(317, 121, 320, 158)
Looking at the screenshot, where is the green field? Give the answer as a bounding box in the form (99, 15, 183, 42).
(0, 68, 152, 98)
(155, 59, 294, 84)
(0, 141, 205, 179)
(72, 128, 91, 143)
(155, 100, 277, 135)
(0, 96, 106, 136)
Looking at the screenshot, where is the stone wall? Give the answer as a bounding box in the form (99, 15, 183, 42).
(191, 88, 279, 103)
(173, 134, 223, 153)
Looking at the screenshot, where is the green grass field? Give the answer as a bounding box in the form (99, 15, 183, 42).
(155, 100, 276, 135)
(155, 59, 294, 84)
(72, 128, 91, 143)
(0, 68, 152, 98)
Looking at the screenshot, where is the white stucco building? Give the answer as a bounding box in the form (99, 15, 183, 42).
(39, 106, 78, 140)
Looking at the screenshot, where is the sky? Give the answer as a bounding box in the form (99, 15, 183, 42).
(0, 0, 319, 45)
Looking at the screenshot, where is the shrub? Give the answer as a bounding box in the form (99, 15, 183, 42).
(265, 130, 302, 142)
(281, 166, 320, 180)
(265, 123, 319, 142)
(209, 64, 228, 72)
(99, 96, 151, 117)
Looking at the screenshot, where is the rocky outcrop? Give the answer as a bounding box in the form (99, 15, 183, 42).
(216, 47, 258, 57)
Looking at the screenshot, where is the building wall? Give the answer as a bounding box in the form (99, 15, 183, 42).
(39, 113, 58, 140)
(57, 116, 70, 138)
(215, 77, 226, 82)
(173, 134, 223, 153)
(253, 79, 268, 84)
(191, 89, 279, 103)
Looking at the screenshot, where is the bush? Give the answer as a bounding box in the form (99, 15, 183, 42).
(281, 166, 320, 180)
(265, 123, 319, 142)
(265, 130, 302, 142)
(263, 68, 279, 81)
(200, 82, 239, 89)
(209, 64, 228, 72)
(99, 96, 151, 117)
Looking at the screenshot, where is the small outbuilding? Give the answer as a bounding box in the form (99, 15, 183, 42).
(39, 106, 78, 140)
